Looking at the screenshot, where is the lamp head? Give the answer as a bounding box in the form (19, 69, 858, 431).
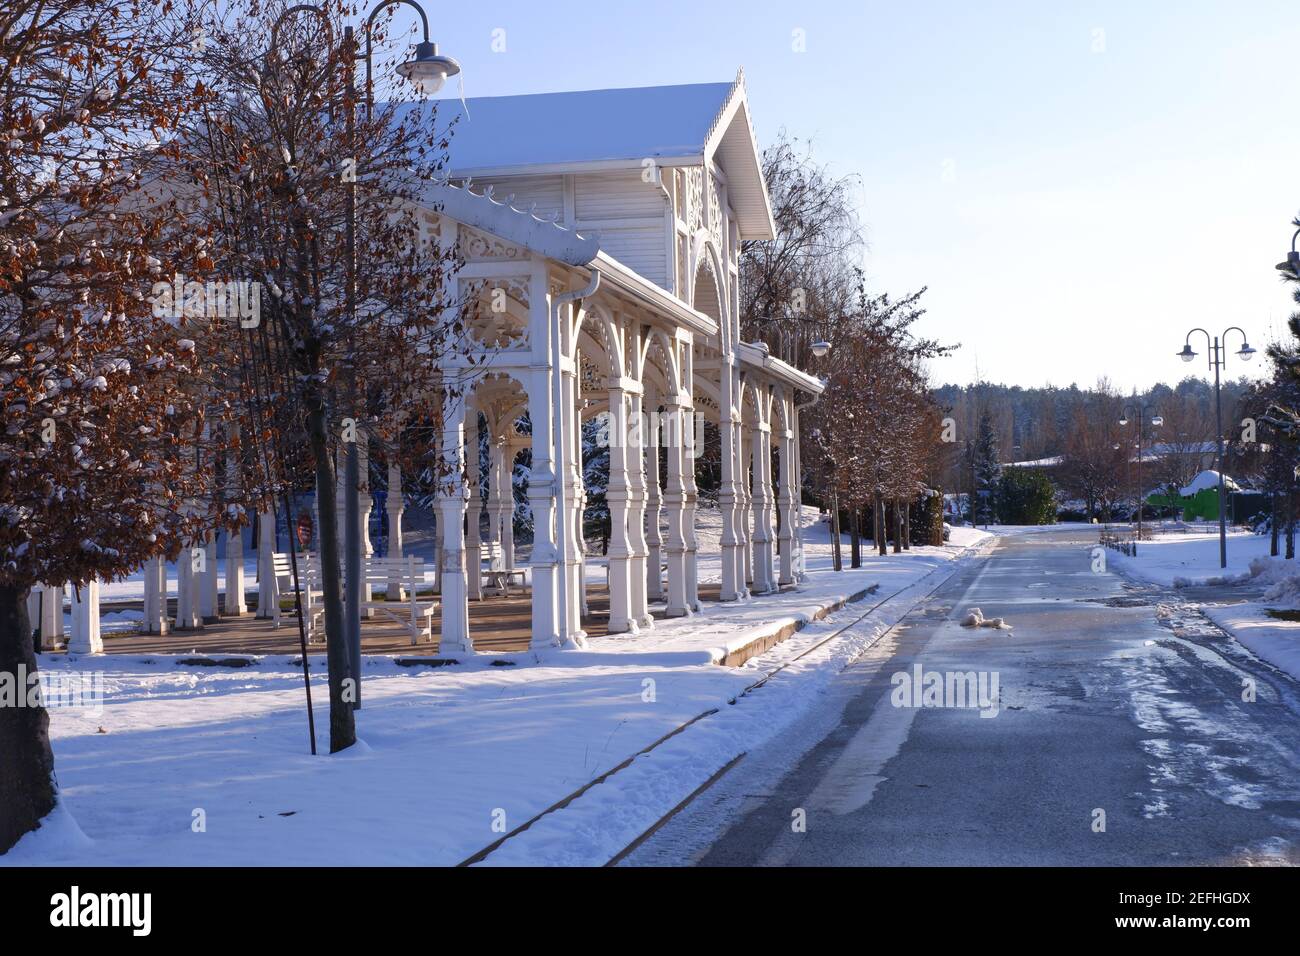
(1237, 342, 1256, 362)
(396, 41, 460, 95)
(811, 340, 832, 358)
(1177, 343, 1196, 363)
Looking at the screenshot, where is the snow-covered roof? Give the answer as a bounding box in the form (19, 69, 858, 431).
(1180, 469, 1241, 496)
(432, 83, 736, 169)
(397, 72, 776, 239)
(1003, 456, 1063, 468)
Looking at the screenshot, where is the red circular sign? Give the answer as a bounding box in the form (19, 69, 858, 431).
(296, 513, 313, 548)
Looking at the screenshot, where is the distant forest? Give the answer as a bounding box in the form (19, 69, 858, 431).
(931, 376, 1256, 510)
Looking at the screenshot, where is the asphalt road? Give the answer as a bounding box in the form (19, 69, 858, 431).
(625, 528, 1300, 866)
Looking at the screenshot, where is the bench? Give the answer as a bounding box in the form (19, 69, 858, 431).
(271, 552, 325, 635)
(480, 542, 527, 597)
(273, 553, 436, 645)
(359, 556, 437, 644)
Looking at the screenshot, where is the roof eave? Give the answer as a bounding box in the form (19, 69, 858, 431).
(590, 250, 717, 338)
(736, 341, 825, 394)
(452, 155, 704, 180)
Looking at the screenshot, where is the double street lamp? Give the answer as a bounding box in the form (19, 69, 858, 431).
(1176, 327, 1256, 569)
(1117, 403, 1162, 550)
(271, 1, 458, 707)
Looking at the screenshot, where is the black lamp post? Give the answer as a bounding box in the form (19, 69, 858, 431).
(1276, 224, 1300, 280)
(271, 1, 457, 708)
(1177, 327, 1256, 569)
(1118, 402, 1162, 551)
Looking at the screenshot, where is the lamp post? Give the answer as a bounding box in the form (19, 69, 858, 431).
(1275, 223, 1300, 280)
(804, 340, 835, 572)
(272, 1, 458, 707)
(1118, 403, 1162, 551)
(1177, 327, 1256, 568)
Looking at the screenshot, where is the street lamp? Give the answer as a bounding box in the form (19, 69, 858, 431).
(1276, 225, 1300, 279)
(800, 341, 836, 573)
(1176, 326, 1255, 569)
(272, 0, 457, 708)
(1119, 401, 1161, 551)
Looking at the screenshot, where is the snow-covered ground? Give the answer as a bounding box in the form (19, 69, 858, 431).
(5, 510, 993, 866)
(1101, 526, 1300, 685)
(1106, 527, 1285, 587)
(1201, 603, 1300, 685)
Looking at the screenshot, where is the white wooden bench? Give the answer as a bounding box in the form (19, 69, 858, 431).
(481, 542, 527, 597)
(271, 552, 325, 635)
(274, 552, 436, 645)
(359, 556, 437, 644)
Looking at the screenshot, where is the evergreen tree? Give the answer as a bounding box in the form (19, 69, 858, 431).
(973, 410, 1002, 526)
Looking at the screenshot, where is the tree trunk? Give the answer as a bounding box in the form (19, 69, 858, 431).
(893, 500, 903, 554)
(875, 496, 887, 555)
(306, 399, 356, 753)
(849, 508, 861, 568)
(829, 499, 842, 571)
(1288, 489, 1296, 562)
(0, 584, 57, 853)
(1271, 489, 1280, 557)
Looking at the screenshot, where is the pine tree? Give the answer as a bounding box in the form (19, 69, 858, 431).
(973, 410, 1002, 526)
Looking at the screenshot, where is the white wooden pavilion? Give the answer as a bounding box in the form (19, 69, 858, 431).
(38, 71, 825, 656)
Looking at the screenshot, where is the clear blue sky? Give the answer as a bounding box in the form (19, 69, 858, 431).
(378, 0, 1300, 391)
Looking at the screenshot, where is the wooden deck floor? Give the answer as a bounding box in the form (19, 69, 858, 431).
(89, 582, 694, 657)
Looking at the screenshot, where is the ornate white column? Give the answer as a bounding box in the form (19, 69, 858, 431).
(683, 403, 701, 612)
(718, 351, 744, 601)
(502, 438, 520, 571)
(25, 589, 41, 643)
(224, 527, 247, 616)
(663, 401, 692, 617)
(386, 460, 405, 601)
(604, 387, 636, 633)
(777, 419, 797, 587)
(752, 418, 775, 594)
(739, 429, 753, 589)
(256, 509, 279, 619)
(224, 429, 248, 616)
(527, 262, 560, 648)
(175, 537, 201, 630)
(793, 404, 808, 579)
(559, 344, 586, 641)
(644, 392, 665, 603)
(143, 556, 169, 634)
(437, 386, 472, 654)
(485, 434, 505, 572)
(465, 411, 484, 601)
(198, 531, 218, 621)
(576, 389, 590, 619)
(67, 580, 103, 654)
(627, 385, 652, 628)
(38, 584, 64, 650)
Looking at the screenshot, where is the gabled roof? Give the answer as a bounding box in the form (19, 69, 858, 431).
(395, 71, 776, 239)
(427, 83, 736, 170)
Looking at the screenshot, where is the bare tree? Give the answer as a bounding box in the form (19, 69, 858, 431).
(175, 0, 468, 751)
(0, 0, 239, 852)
